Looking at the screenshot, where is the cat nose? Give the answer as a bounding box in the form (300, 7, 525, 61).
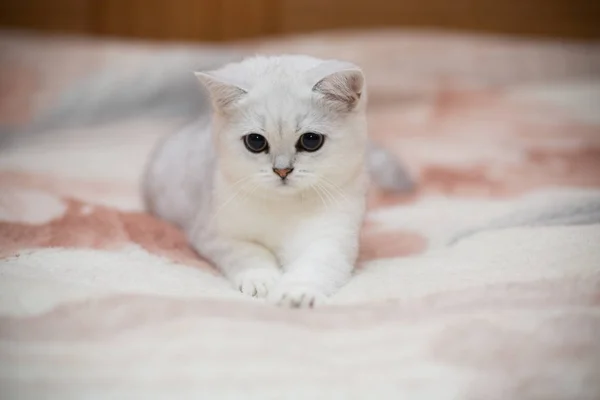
(273, 167, 293, 179)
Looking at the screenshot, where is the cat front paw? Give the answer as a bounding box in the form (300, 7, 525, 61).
(233, 268, 281, 298)
(269, 283, 327, 308)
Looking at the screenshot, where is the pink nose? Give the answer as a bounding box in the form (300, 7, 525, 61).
(273, 168, 293, 179)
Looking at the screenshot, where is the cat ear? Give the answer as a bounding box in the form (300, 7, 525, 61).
(310, 61, 365, 112)
(195, 71, 247, 111)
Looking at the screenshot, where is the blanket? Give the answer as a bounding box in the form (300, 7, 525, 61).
(1, 30, 599, 399)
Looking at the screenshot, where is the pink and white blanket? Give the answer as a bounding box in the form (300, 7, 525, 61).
(1, 30, 599, 399)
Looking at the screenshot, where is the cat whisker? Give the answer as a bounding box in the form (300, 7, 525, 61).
(311, 184, 330, 210)
(316, 181, 341, 209)
(206, 176, 255, 227)
(238, 181, 260, 206)
(319, 178, 352, 205)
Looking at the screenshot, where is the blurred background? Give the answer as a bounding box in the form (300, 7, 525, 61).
(1, 0, 599, 41)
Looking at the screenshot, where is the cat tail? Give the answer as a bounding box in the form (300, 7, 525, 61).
(367, 141, 414, 192)
(25, 50, 242, 133)
(445, 190, 600, 247)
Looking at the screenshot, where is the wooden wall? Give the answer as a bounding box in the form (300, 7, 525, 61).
(1, 0, 599, 41)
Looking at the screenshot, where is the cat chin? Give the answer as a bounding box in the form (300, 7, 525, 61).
(260, 180, 312, 197)
(271, 182, 304, 195)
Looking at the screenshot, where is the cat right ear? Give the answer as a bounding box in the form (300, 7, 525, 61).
(195, 71, 247, 111)
(308, 61, 365, 112)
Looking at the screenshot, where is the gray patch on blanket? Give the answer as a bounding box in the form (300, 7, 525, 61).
(0, 127, 11, 149)
(29, 49, 242, 132)
(448, 193, 600, 246)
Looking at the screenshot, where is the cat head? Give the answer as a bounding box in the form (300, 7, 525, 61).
(196, 55, 368, 196)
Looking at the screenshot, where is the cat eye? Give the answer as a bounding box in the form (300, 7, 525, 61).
(243, 133, 269, 153)
(296, 132, 324, 152)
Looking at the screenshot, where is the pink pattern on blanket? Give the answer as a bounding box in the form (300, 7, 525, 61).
(0, 197, 212, 270)
(1, 31, 599, 399)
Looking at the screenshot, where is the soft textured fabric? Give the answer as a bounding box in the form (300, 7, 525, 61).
(1, 30, 599, 399)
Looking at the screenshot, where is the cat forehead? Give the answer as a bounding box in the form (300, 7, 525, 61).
(242, 98, 326, 135)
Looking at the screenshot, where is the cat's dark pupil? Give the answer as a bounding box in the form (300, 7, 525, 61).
(246, 134, 267, 152)
(300, 133, 323, 151)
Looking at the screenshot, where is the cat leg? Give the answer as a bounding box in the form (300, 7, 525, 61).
(270, 249, 353, 308)
(268, 222, 357, 308)
(197, 237, 282, 298)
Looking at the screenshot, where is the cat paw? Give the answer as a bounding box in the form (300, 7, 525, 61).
(269, 283, 327, 308)
(234, 269, 281, 298)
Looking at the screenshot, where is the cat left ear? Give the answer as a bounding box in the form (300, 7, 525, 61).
(195, 71, 247, 111)
(310, 61, 365, 112)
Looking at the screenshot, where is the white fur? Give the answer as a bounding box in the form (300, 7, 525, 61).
(144, 55, 370, 307)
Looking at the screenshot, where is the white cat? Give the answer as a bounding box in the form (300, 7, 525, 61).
(143, 55, 408, 307)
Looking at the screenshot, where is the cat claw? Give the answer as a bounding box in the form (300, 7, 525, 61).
(269, 284, 327, 308)
(234, 269, 281, 298)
